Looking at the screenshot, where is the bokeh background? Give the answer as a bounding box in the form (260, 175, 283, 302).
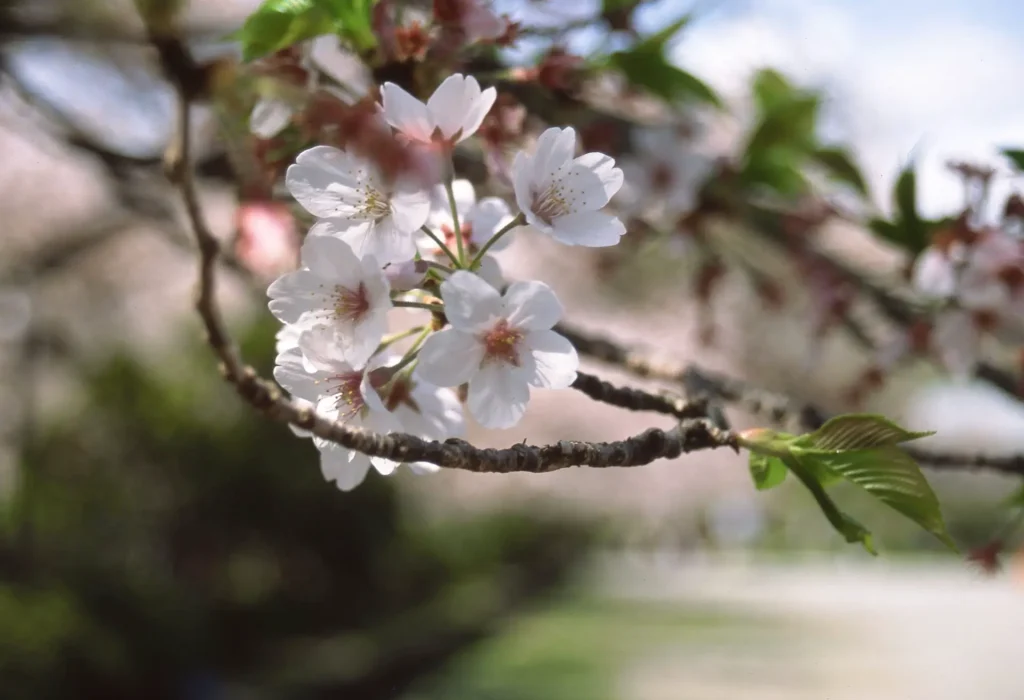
(2, 0, 1024, 698)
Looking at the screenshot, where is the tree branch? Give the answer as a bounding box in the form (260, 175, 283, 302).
(559, 322, 1024, 477)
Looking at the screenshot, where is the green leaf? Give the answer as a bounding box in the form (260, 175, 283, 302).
(793, 414, 934, 452)
(1002, 148, 1024, 171)
(235, 0, 376, 62)
(636, 14, 692, 53)
(798, 447, 956, 551)
(751, 69, 795, 115)
(812, 146, 868, 195)
(739, 147, 809, 196)
(609, 50, 721, 107)
(894, 163, 919, 227)
(749, 453, 788, 490)
(784, 455, 876, 554)
(744, 93, 820, 156)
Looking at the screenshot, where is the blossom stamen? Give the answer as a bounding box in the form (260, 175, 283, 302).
(531, 181, 573, 224)
(359, 184, 392, 220)
(324, 371, 366, 419)
(480, 318, 524, 366)
(332, 282, 371, 322)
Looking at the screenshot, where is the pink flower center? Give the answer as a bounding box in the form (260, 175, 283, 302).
(332, 282, 370, 323)
(480, 318, 524, 366)
(323, 371, 366, 420)
(440, 222, 477, 254)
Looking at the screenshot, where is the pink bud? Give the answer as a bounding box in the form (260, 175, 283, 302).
(235, 201, 299, 279)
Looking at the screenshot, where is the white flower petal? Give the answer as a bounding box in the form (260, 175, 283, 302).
(440, 270, 504, 331)
(300, 235, 363, 283)
(339, 218, 416, 264)
(550, 210, 625, 247)
(427, 74, 474, 139)
(912, 248, 956, 299)
(449, 179, 477, 217)
(468, 197, 514, 250)
(568, 152, 623, 208)
(317, 441, 372, 491)
(267, 269, 320, 323)
(250, 98, 293, 138)
(416, 328, 484, 386)
(340, 309, 389, 368)
(467, 364, 530, 429)
(408, 461, 441, 474)
(381, 82, 435, 142)
(934, 310, 978, 378)
(286, 146, 369, 219)
(511, 151, 535, 220)
(475, 255, 505, 290)
(523, 329, 578, 389)
(531, 127, 576, 188)
(273, 348, 320, 401)
(502, 280, 563, 331)
(389, 185, 432, 234)
(458, 86, 497, 143)
(298, 326, 353, 374)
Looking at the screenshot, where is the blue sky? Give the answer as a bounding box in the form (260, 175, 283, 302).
(657, 0, 1024, 218)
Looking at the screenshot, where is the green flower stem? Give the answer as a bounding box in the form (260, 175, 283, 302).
(420, 225, 461, 268)
(393, 300, 445, 314)
(470, 213, 525, 270)
(444, 165, 466, 265)
(377, 325, 426, 351)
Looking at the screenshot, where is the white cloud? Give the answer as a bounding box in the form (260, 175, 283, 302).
(672, 0, 1024, 219)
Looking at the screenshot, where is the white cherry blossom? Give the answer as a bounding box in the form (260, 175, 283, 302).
(250, 98, 294, 139)
(424, 179, 515, 255)
(286, 145, 430, 264)
(617, 127, 713, 222)
(274, 328, 400, 491)
(381, 74, 496, 146)
(377, 369, 464, 474)
(267, 236, 392, 368)
(512, 126, 625, 247)
(415, 271, 578, 429)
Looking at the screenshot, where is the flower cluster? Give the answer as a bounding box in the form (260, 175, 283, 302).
(910, 227, 1024, 376)
(266, 74, 625, 490)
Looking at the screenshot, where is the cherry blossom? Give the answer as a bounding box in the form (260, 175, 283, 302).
(286, 145, 431, 264)
(415, 271, 578, 428)
(377, 369, 464, 474)
(235, 200, 299, 278)
(617, 127, 713, 222)
(421, 178, 513, 287)
(267, 235, 392, 368)
(512, 126, 625, 247)
(274, 329, 400, 491)
(433, 0, 507, 45)
(381, 74, 496, 147)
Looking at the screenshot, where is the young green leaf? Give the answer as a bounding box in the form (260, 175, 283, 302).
(793, 414, 934, 452)
(751, 69, 795, 115)
(235, 0, 376, 62)
(636, 13, 692, 53)
(784, 454, 876, 554)
(749, 453, 788, 490)
(1001, 148, 1024, 171)
(743, 93, 820, 157)
(798, 447, 956, 551)
(812, 146, 868, 195)
(609, 50, 721, 107)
